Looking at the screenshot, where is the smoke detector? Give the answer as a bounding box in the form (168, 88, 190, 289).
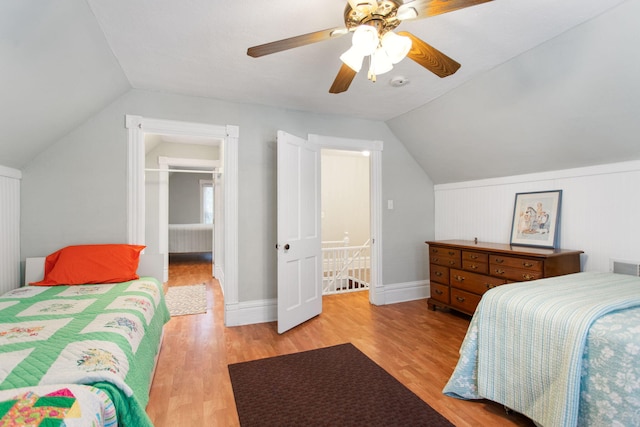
(389, 76, 410, 87)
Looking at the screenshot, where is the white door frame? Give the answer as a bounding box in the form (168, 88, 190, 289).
(158, 156, 221, 282)
(126, 115, 239, 323)
(309, 134, 384, 305)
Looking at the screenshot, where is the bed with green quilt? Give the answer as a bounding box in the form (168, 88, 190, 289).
(0, 245, 170, 426)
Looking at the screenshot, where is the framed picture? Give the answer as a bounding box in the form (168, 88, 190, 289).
(510, 190, 562, 248)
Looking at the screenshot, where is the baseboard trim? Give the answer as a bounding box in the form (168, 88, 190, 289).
(382, 280, 429, 305)
(225, 281, 430, 326)
(225, 299, 277, 326)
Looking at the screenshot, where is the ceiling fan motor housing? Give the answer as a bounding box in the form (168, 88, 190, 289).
(344, 0, 403, 35)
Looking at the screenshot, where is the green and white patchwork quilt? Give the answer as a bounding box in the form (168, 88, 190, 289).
(0, 278, 170, 426)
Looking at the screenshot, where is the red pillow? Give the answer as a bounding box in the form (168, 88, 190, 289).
(30, 244, 146, 286)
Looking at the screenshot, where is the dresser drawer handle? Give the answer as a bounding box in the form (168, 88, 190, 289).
(486, 283, 497, 290)
(434, 289, 443, 295)
(435, 271, 443, 277)
(522, 274, 535, 280)
(453, 275, 465, 282)
(494, 269, 505, 275)
(432, 249, 439, 254)
(448, 251, 456, 256)
(456, 296, 466, 303)
(522, 262, 534, 268)
(495, 258, 504, 264)
(432, 258, 439, 263)
(470, 254, 479, 259)
(448, 261, 456, 266)
(469, 264, 478, 270)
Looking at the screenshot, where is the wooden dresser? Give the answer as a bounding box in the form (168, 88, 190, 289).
(426, 240, 583, 316)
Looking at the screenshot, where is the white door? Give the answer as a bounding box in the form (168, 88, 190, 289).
(277, 131, 322, 334)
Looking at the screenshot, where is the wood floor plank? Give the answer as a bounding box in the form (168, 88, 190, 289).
(147, 254, 534, 426)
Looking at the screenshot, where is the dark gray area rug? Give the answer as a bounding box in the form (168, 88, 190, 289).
(228, 343, 454, 426)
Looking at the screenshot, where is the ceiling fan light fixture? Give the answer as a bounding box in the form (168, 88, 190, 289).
(340, 47, 365, 72)
(370, 47, 394, 76)
(381, 31, 412, 64)
(351, 25, 379, 56)
(396, 6, 418, 21)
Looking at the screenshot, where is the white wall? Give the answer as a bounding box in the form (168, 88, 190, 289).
(321, 150, 370, 246)
(0, 166, 21, 293)
(434, 161, 640, 272)
(168, 172, 210, 224)
(20, 88, 433, 303)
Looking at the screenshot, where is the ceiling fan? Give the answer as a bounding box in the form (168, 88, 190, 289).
(247, 0, 493, 94)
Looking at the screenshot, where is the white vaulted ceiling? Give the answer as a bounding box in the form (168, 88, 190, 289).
(1, 0, 639, 183)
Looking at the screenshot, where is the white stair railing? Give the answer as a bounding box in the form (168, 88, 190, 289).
(322, 238, 370, 295)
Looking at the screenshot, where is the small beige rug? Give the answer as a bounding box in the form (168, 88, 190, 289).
(165, 284, 207, 316)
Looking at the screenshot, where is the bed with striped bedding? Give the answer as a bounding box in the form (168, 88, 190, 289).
(443, 272, 640, 426)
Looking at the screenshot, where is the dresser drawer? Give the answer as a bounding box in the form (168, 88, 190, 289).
(490, 266, 543, 281)
(462, 251, 488, 263)
(430, 255, 461, 268)
(430, 264, 450, 284)
(450, 269, 506, 294)
(430, 246, 461, 259)
(490, 255, 543, 272)
(430, 282, 450, 304)
(462, 260, 488, 274)
(450, 288, 482, 314)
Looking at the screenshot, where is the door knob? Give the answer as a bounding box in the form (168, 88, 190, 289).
(284, 244, 290, 250)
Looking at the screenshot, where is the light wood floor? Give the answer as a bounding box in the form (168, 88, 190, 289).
(146, 254, 534, 426)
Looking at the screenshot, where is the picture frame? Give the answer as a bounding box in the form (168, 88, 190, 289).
(509, 190, 562, 248)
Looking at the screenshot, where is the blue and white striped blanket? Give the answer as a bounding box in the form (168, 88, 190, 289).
(443, 272, 640, 426)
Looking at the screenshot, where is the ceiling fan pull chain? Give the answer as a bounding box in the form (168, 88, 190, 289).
(367, 56, 376, 82)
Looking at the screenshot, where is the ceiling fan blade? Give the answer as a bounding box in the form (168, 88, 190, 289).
(397, 0, 492, 20)
(398, 31, 461, 78)
(247, 27, 348, 58)
(329, 64, 358, 94)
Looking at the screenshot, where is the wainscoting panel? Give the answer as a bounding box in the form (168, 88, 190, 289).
(435, 161, 640, 273)
(0, 169, 21, 294)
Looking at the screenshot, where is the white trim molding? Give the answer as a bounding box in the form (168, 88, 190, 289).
(225, 298, 277, 326)
(221, 277, 428, 326)
(435, 160, 640, 191)
(308, 134, 385, 306)
(383, 280, 430, 305)
(126, 115, 239, 326)
(0, 166, 22, 180)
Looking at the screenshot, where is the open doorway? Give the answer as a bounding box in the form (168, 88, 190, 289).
(321, 149, 371, 295)
(127, 115, 239, 326)
(164, 164, 217, 281)
(276, 131, 382, 333)
(143, 134, 220, 282)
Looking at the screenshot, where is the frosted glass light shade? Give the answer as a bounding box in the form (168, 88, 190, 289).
(340, 47, 365, 72)
(371, 47, 393, 75)
(351, 25, 379, 56)
(381, 31, 412, 64)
